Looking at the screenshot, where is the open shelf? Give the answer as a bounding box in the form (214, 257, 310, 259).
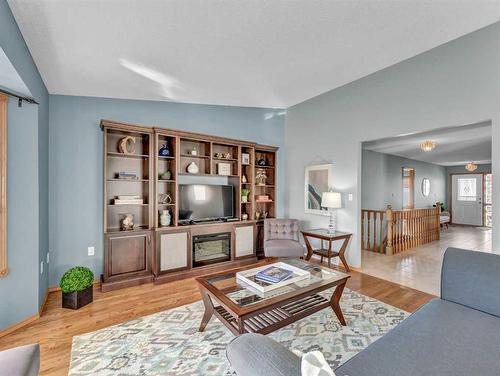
(108, 203, 149, 206)
(106, 178, 150, 182)
(213, 157, 238, 162)
(180, 154, 210, 159)
(107, 152, 149, 159)
(254, 165, 274, 170)
(106, 225, 150, 233)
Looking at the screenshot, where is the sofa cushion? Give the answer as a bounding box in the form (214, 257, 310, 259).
(264, 239, 305, 257)
(0, 343, 40, 376)
(441, 247, 500, 317)
(336, 298, 500, 376)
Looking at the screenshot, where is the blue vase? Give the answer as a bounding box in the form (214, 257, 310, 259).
(159, 143, 170, 156)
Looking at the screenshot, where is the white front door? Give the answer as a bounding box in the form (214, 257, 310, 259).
(452, 174, 483, 226)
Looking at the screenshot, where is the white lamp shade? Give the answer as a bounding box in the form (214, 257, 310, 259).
(321, 192, 342, 209)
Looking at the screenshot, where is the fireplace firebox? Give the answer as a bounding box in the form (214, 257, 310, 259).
(193, 232, 231, 267)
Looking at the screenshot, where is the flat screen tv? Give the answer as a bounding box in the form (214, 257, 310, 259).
(178, 184, 234, 222)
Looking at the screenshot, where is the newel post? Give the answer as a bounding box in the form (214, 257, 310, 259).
(385, 205, 393, 255)
(435, 202, 441, 240)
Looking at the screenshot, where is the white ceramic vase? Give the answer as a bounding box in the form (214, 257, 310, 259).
(187, 162, 199, 174)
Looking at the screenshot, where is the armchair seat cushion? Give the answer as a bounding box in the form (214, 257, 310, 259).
(264, 239, 305, 258)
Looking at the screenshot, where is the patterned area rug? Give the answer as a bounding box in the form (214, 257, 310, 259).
(70, 288, 408, 375)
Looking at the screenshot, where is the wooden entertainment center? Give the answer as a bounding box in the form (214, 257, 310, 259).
(101, 120, 278, 292)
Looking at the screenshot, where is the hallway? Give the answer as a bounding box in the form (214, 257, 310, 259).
(361, 225, 492, 295)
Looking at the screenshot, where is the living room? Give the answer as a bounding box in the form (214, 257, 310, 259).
(0, 1, 499, 375)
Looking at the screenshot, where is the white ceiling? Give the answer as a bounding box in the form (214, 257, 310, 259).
(363, 121, 492, 166)
(8, 0, 500, 108)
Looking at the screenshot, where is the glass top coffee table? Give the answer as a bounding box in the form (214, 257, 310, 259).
(196, 259, 350, 335)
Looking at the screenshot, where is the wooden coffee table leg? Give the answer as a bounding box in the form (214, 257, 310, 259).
(338, 237, 351, 272)
(303, 234, 314, 261)
(237, 317, 245, 334)
(330, 280, 347, 326)
(199, 289, 215, 332)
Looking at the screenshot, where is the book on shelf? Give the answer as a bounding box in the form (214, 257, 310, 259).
(116, 195, 142, 200)
(113, 197, 144, 205)
(255, 266, 294, 284)
(116, 172, 138, 180)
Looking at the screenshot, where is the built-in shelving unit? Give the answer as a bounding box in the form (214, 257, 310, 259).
(100, 119, 278, 291)
(254, 147, 277, 220)
(104, 126, 153, 233)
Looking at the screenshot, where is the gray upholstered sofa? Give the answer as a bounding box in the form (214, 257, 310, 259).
(227, 247, 500, 376)
(0, 343, 39, 376)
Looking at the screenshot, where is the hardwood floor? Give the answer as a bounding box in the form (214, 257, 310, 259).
(0, 261, 434, 376)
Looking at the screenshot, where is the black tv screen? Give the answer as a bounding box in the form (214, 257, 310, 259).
(178, 184, 234, 222)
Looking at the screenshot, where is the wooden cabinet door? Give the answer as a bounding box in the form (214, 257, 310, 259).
(234, 225, 255, 259)
(157, 230, 190, 274)
(104, 231, 151, 281)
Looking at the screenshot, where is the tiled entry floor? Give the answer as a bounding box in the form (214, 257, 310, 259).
(361, 225, 492, 296)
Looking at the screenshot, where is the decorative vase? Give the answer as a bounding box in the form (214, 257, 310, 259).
(160, 210, 171, 227)
(159, 143, 170, 156)
(187, 162, 199, 174)
(190, 148, 198, 156)
(241, 213, 249, 220)
(241, 174, 247, 183)
(160, 170, 172, 180)
(241, 195, 248, 203)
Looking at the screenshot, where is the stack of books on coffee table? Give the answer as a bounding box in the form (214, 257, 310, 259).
(236, 262, 310, 293)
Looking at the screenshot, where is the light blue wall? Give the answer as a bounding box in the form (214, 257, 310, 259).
(0, 0, 49, 329)
(285, 23, 500, 268)
(362, 150, 447, 211)
(48, 95, 285, 286)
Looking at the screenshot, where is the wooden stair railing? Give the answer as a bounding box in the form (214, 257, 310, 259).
(361, 209, 386, 253)
(362, 205, 440, 255)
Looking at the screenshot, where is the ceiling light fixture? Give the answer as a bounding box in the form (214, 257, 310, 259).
(465, 162, 478, 172)
(420, 140, 436, 152)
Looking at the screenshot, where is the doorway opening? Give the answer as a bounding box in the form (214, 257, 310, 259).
(360, 120, 492, 295)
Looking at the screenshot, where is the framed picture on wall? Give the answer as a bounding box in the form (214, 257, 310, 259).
(305, 164, 332, 216)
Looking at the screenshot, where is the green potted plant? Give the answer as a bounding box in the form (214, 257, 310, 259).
(241, 188, 251, 203)
(59, 266, 94, 310)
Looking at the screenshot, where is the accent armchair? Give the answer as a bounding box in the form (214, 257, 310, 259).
(263, 219, 305, 258)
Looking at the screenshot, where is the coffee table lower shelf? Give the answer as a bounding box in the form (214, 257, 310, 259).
(213, 293, 331, 335)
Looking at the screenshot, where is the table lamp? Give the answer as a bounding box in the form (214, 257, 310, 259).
(321, 192, 342, 234)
